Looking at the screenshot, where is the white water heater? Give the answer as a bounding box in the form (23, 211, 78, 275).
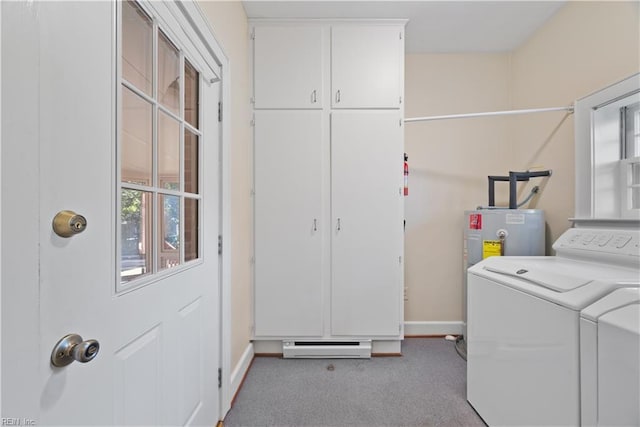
(464, 209, 545, 266)
(458, 209, 546, 357)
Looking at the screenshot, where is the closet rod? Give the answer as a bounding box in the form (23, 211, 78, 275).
(404, 105, 574, 123)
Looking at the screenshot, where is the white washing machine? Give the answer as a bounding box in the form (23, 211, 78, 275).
(581, 287, 640, 427)
(466, 225, 640, 426)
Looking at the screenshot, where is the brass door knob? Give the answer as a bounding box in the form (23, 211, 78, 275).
(52, 210, 87, 237)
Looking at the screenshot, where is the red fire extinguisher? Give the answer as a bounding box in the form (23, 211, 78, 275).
(404, 153, 409, 196)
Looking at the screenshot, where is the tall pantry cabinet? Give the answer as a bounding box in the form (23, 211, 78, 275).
(251, 20, 406, 353)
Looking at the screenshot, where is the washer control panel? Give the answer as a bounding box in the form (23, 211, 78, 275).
(554, 227, 640, 264)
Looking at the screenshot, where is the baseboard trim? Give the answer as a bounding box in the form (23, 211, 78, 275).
(404, 321, 462, 337)
(252, 340, 282, 354)
(230, 343, 254, 408)
(371, 339, 401, 354)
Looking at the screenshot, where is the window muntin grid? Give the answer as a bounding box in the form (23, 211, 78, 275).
(119, 0, 202, 287)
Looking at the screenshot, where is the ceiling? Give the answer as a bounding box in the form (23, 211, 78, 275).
(241, 1, 567, 53)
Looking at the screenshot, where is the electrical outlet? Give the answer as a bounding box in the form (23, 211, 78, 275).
(404, 286, 409, 301)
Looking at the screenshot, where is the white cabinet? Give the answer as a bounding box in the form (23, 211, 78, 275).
(253, 111, 324, 336)
(251, 20, 405, 344)
(331, 25, 403, 109)
(331, 111, 403, 336)
(253, 26, 324, 109)
(252, 24, 404, 110)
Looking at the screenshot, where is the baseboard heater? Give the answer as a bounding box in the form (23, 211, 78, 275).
(282, 340, 372, 359)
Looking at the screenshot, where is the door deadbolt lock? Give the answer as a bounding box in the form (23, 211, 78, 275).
(52, 210, 87, 237)
(51, 334, 100, 367)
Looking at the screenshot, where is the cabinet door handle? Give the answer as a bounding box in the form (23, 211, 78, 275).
(313, 218, 317, 231)
(311, 90, 317, 103)
(335, 90, 341, 103)
(336, 218, 341, 231)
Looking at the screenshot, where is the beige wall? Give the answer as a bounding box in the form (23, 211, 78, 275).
(404, 54, 512, 321)
(510, 0, 640, 252)
(199, 0, 640, 369)
(198, 1, 253, 369)
(404, 1, 640, 324)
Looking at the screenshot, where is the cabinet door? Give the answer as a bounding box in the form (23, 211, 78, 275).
(253, 26, 324, 109)
(331, 25, 402, 109)
(331, 111, 403, 336)
(254, 111, 324, 336)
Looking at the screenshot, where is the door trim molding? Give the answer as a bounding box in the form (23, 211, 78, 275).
(177, 1, 233, 418)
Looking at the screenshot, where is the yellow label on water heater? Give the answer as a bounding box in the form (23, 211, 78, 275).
(483, 240, 502, 259)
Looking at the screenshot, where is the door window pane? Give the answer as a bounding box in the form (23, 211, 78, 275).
(158, 31, 180, 115)
(185, 198, 199, 262)
(122, 87, 153, 185)
(122, 0, 152, 95)
(158, 111, 180, 190)
(159, 194, 180, 270)
(121, 189, 152, 282)
(184, 130, 199, 194)
(185, 61, 199, 128)
(119, 2, 203, 288)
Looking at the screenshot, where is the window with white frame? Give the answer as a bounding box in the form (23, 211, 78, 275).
(621, 102, 640, 217)
(119, 0, 201, 284)
(575, 75, 640, 220)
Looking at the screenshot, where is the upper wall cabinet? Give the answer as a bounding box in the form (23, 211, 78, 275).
(331, 25, 403, 109)
(253, 26, 324, 109)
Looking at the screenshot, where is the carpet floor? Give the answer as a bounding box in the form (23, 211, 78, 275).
(223, 338, 486, 427)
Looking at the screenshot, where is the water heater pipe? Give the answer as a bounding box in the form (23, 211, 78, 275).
(488, 170, 552, 209)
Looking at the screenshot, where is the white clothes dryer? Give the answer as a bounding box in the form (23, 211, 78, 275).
(581, 287, 640, 427)
(466, 225, 640, 426)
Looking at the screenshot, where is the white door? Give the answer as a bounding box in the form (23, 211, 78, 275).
(2, 2, 221, 425)
(330, 111, 403, 336)
(253, 111, 324, 337)
(253, 25, 325, 109)
(331, 25, 403, 109)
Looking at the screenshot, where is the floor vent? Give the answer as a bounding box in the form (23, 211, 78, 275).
(282, 340, 372, 359)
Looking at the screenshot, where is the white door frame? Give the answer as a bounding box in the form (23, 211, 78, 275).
(177, 2, 235, 416)
(0, 0, 233, 420)
(179, 2, 235, 416)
